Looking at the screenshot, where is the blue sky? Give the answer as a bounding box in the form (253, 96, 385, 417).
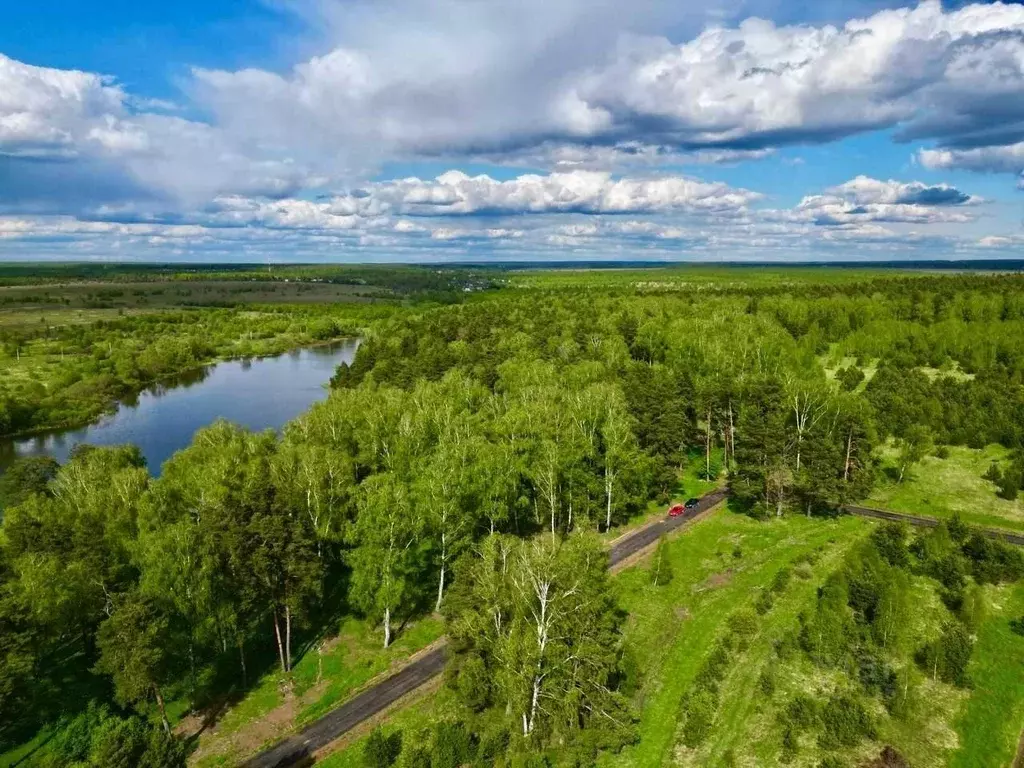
(1, 0, 1023, 262)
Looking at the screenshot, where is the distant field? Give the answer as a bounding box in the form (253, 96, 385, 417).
(867, 443, 1024, 532)
(0, 279, 385, 310)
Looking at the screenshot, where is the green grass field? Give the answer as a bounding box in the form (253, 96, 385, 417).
(601, 512, 868, 768)
(867, 443, 1024, 532)
(949, 581, 1024, 768)
(313, 511, 872, 768)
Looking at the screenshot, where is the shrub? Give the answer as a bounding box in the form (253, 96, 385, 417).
(947, 514, 969, 544)
(771, 567, 793, 594)
(934, 445, 950, 459)
(819, 693, 875, 748)
(693, 643, 731, 693)
(959, 583, 987, 631)
(786, 694, 819, 729)
(728, 609, 759, 638)
(476, 727, 509, 763)
(836, 366, 865, 392)
(755, 590, 775, 615)
(857, 649, 897, 699)
(781, 725, 799, 762)
(916, 621, 974, 686)
(363, 727, 402, 768)
(758, 668, 777, 697)
(453, 653, 491, 711)
(794, 561, 814, 580)
(400, 746, 431, 768)
(997, 472, 1021, 500)
(871, 523, 909, 568)
(431, 721, 474, 768)
(681, 690, 717, 747)
(1010, 616, 1024, 636)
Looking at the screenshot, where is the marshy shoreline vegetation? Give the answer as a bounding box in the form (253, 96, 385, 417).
(1, 263, 1024, 768)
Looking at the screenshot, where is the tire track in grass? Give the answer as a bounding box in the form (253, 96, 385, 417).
(949, 581, 1024, 768)
(693, 524, 868, 767)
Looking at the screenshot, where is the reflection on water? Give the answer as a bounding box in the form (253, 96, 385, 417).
(0, 339, 359, 476)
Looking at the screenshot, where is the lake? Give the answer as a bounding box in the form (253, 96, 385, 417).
(0, 339, 359, 475)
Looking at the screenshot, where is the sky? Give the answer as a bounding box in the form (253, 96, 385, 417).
(1, 0, 1023, 263)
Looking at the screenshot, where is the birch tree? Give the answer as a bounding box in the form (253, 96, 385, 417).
(446, 534, 630, 744)
(350, 473, 425, 647)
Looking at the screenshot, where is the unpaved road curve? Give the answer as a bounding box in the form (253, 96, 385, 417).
(842, 504, 1024, 545)
(240, 488, 727, 768)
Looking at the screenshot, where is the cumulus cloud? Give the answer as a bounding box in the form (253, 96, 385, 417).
(919, 142, 1024, 184)
(189, 1, 1024, 165)
(0, 54, 125, 158)
(767, 175, 980, 226)
(574, 2, 1024, 151)
(0, 54, 323, 214)
(349, 170, 760, 216)
(5, 1, 1024, 261)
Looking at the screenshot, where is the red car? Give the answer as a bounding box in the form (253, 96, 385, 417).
(668, 503, 685, 517)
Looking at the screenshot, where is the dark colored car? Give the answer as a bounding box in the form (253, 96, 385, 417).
(684, 498, 700, 510)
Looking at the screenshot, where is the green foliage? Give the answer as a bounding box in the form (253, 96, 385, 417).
(8, 267, 1024, 765)
(818, 693, 876, 749)
(430, 721, 474, 768)
(836, 365, 865, 392)
(917, 620, 974, 686)
(755, 589, 775, 615)
(727, 609, 759, 638)
(94, 593, 174, 729)
(363, 727, 402, 768)
(771, 566, 793, 594)
(30, 703, 185, 768)
(799, 575, 855, 667)
(681, 689, 717, 747)
(445, 534, 630, 747)
(785, 693, 819, 729)
(871, 522, 910, 568)
(0, 456, 58, 512)
(895, 425, 934, 483)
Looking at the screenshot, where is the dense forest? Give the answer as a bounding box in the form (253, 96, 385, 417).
(1, 268, 1023, 767)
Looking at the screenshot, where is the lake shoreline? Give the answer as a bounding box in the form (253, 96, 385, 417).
(0, 336, 359, 443)
(0, 338, 360, 474)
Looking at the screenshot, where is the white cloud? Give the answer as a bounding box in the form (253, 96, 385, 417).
(765, 175, 980, 226)
(187, 1, 1024, 169)
(4, 1, 1024, 261)
(977, 234, 1024, 248)
(0, 54, 125, 157)
(919, 142, 1024, 181)
(354, 169, 760, 215)
(575, 1, 1024, 151)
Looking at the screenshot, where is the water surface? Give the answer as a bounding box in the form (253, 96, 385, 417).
(0, 339, 358, 475)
